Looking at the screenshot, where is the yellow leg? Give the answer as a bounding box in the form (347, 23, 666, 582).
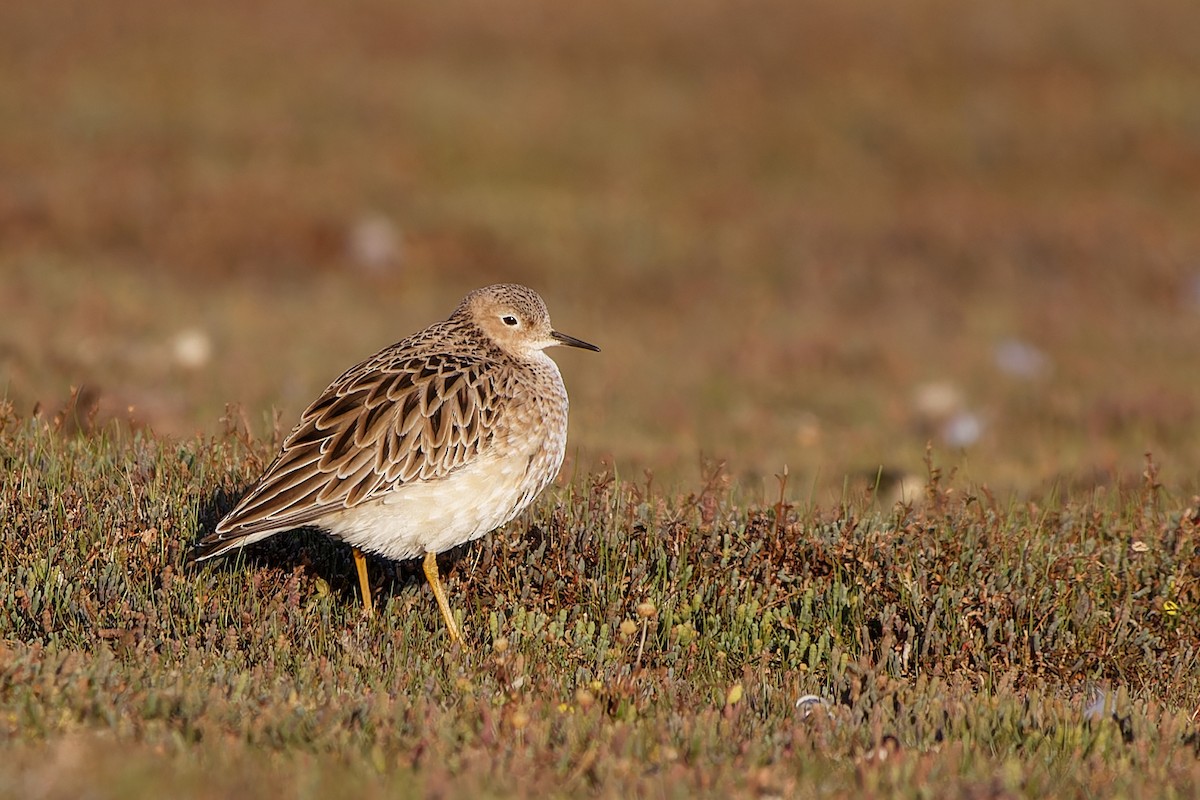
(353, 548, 374, 619)
(423, 551, 461, 641)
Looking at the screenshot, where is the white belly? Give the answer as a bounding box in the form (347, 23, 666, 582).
(316, 449, 552, 561)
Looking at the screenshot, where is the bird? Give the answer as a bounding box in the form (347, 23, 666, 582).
(193, 284, 599, 641)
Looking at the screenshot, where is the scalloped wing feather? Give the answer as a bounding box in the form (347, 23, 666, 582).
(203, 351, 502, 543)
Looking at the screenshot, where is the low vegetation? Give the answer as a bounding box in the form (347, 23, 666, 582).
(1, 408, 1197, 797)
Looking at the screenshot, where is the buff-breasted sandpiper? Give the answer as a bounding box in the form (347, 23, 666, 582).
(193, 284, 599, 640)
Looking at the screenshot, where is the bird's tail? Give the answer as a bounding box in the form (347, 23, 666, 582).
(190, 529, 277, 564)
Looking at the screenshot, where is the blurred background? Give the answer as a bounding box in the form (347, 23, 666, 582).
(2, 0, 1199, 499)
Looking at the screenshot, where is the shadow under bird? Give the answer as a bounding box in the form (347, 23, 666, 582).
(193, 283, 599, 640)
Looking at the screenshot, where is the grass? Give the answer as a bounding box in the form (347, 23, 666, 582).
(2, 0, 1200, 795)
(1, 408, 1198, 798)
(5, 0, 1200, 493)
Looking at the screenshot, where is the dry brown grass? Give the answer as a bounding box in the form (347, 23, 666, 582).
(4, 0, 1200, 497)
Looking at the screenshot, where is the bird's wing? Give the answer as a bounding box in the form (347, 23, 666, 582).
(201, 348, 505, 545)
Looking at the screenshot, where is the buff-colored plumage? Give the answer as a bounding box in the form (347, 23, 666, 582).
(194, 284, 598, 639)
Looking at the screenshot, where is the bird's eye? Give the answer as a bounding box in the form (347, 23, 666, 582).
(502, 315, 519, 327)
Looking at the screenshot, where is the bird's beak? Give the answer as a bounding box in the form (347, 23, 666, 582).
(550, 330, 600, 352)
